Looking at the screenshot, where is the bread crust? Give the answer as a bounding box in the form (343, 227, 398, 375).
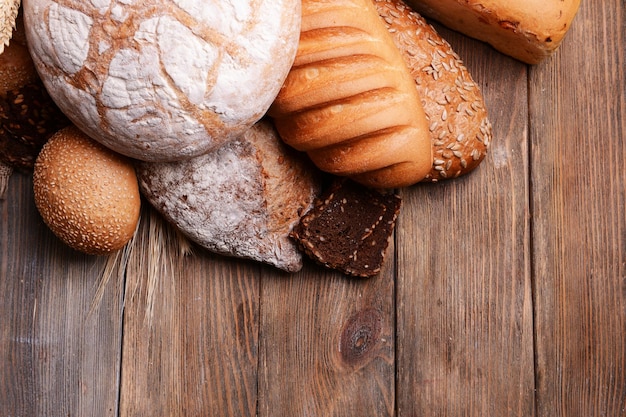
(33, 125, 141, 255)
(405, 0, 581, 64)
(23, 0, 301, 161)
(375, 0, 491, 181)
(270, 0, 433, 189)
(136, 120, 320, 273)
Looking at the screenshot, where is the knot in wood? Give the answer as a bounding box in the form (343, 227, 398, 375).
(340, 308, 383, 366)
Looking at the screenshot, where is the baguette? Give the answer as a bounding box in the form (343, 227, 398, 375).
(405, 0, 581, 64)
(269, 0, 433, 189)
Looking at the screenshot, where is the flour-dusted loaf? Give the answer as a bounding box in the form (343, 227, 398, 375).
(375, 0, 492, 181)
(136, 120, 321, 273)
(406, 0, 581, 64)
(269, 0, 433, 189)
(22, 0, 301, 161)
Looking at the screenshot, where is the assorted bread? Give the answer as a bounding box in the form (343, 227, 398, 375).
(3, 0, 578, 274)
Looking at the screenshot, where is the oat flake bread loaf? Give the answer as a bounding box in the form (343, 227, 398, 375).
(22, 0, 301, 161)
(136, 120, 320, 273)
(375, 0, 492, 181)
(405, 0, 581, 64)
(269, 0, 434, 189)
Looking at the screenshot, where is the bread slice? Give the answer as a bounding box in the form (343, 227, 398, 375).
(291, 179, 401, 277)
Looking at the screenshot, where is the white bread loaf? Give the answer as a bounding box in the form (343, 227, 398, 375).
(136, 120, 320, 273)
(22, 0, 301, 161)
(405, 0, 581, 64)
(375, 0, 492, 181)
(269, 0, 433, 189)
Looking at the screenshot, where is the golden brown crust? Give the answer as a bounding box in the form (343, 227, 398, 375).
(405, 0, 581, 64)
(375, 0, 492, 181)
(270, 0, 433, 189)
(0, 35, 37, 96)
(33, 125, 141, 255)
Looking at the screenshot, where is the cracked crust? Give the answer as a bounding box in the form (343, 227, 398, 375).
(23, 0, 301, 161)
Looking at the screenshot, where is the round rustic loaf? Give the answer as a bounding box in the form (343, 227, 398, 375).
(33, 125, 141, 255)
(375, 0, 492, 181)
(22, 0, 301, 162)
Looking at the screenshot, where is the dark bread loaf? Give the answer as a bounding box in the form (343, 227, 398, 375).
(0, 14, 70, 170)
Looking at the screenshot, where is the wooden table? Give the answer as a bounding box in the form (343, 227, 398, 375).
(1, 1, 624, 416)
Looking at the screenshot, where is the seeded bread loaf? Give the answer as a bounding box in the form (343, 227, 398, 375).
(405, 0, 581, 64)
(375, 0, 492, 181)
(269, 0, 433, 189)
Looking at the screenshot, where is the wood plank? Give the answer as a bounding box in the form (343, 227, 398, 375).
(0, 172, 124, 417)
(396, 26, 535, 416)
(530, 0, 626, 415)
(119, 208, 260, 417)
(258, 244, 396, 416)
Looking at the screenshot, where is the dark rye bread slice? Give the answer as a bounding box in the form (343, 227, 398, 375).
(291, 179, 401, 277)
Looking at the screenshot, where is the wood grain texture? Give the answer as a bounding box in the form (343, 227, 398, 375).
(118, 209, 260, 417)
(530, 0, 626, 415)
(0, 174, 124, 417)
(258, 249, 396, 417)
(0, 2, 624, 417)
(395, 27, 535, 416)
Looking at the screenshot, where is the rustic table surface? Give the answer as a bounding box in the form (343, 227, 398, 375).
(1, 1, 624, 416)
